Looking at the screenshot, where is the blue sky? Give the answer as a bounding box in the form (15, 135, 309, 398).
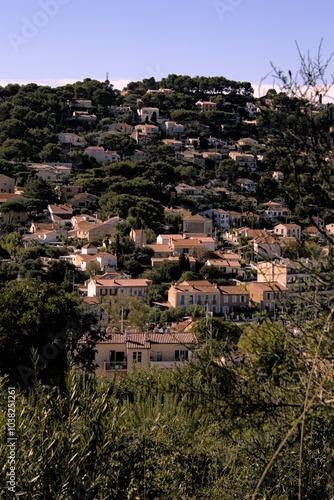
(2, 0, 334, 94)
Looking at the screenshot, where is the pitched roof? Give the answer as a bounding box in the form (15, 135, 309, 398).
(95, 332, 197, 345)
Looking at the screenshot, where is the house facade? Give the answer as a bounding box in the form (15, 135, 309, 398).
(0, 174, 15, 193)
(93, 330, 196, 376)
(182, 215, 213, 236)
(168, 280, 221, 314)
(87, 278, 151, 300)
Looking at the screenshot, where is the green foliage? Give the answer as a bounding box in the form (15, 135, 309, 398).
(0, 280, 98, 387)
(23, 176, 56, 210)
(103, 133, 137, 158)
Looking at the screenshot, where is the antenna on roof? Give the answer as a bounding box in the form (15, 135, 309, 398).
(106, 72, 109, 83)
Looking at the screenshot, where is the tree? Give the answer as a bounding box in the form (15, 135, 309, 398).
(101, 293, 149, 331)
(85, 261, 102, 277)
(103, 134, 137, 158)
(23, 176, 56, 210)
(38, 143, 63, 162)
(0, 280, 99, 388)
(0, 138, 31, 161)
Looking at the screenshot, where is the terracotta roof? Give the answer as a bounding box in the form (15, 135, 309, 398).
(219, 286, 247, 294)
(94, 279, 151, 287)
(94, 332, 197, 345)
(246, 282, 288, 292)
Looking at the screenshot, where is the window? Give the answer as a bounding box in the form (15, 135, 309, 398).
(232, 295, 237, 303)
(266, 292, 271, 300)
(133, 352, 142, 362)
(240, 295, 245, 303)
(180, 295, 185, 305)
(224, 295, 229, 303)
(175, 350, 188, 361)
(157, 351, 162, 361)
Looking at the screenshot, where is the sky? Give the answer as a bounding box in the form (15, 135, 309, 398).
(2, 0, 334, 96)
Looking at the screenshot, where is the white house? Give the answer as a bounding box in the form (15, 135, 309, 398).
(138, 107, 160, 122)
(84, 147, 120, 164)
(164, 121, 184, 136)
(274, 224, 301, 240)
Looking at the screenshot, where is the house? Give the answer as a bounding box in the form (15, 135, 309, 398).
(252, 232, 281, 259)
(138, 107, 160, 122)
(59, 185, 83, 200)
(182, 215, 213, 236)
(71, 111, 97, 122)
(27, 164, 72, 181)
(302, 226, 321, 238)
(164, 121, 184, 136)
(272, 171, 284, 182)
(234, 178, 258, 193)
(207, 136, 228, 149)
(195, 100, 217, 112)
(162, 139, 183, 150)
(68, 192, 99, 209)
(274, 223, 301, 240)
(175, 184, 204, 197)
(261, 202, 291, 221)
(93, 330, 196, 376)
(130, 228, 146, 248)
(204, 258, 244, 278)
(58, 132, 86, 147)
(146, 88, 173, 94)
(0, 203, 28, 225)
(219, 285, 249, 315)
(130, 150, 149, 162)
(87, 278, 151, 300)
(246, 281, 287, 314)
(237, 137, 258, 147)
(227, 211, 243, 228)
(169, 238, 212, 257)
(202, 151, 223, 162)
(71, 214, 102, 229)
(326, 223, 334, 236)
(168, 280, 221, 314)
(84, 146, 120, 164)
(130, 131, 153, 148)
(75, 252, 117, 272)
(108, 122, 134, 134)
(134, 124, 159, 135)
(228, 151, 257, 171)
(109, 105, 133, 117)
(257, 259, 316, 291)
(48, 204, 73, 227)
(22, 230, 63, 247)
(81, 243, 98, 255)
(144, 244, 173, 258)
(177, 150, 205, 167)
(69, 221, 118, 242)
(185, 137, 200, 148)
(200, 208, 230, 230)
(0, 174, 15, 193)
(69, 99, 92, 108)
(29, 222, 66, 236)
(156, 234, 184, 245)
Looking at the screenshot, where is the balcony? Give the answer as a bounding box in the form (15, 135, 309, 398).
(104, 360, 127, 371)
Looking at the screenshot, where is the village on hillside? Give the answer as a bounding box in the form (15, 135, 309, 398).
(0, 76, 333, 376)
